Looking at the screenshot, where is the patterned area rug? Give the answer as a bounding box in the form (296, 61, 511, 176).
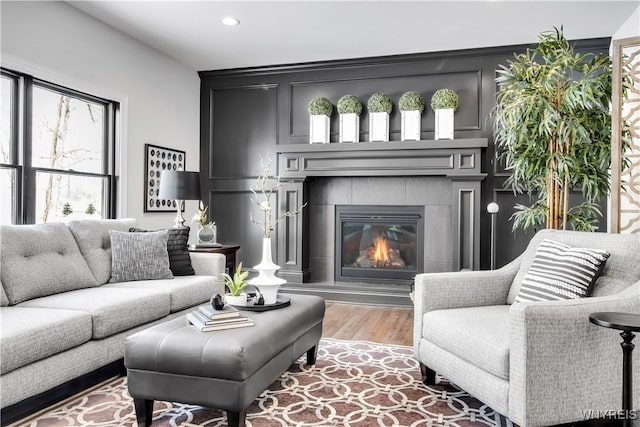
(13, 338, 514, 427)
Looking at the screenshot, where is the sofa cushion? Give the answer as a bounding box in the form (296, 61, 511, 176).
(67, 218, 137, 285)
(422, 305, 511, 380)
(109, 230, 173, 283)
(508, 230, 640, 303)
(0, 223, 97, 304)
(19, 287, 170, 339)
(1, 280, 8, 306)
(104, 275, 215, 313)
(515, 239, 609, 303)
(130, 227, 195, 276)
(0, 307, 93, 374)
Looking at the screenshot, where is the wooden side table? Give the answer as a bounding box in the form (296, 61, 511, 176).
(589, 312, 640, 427)
(190, 244, 240, 274)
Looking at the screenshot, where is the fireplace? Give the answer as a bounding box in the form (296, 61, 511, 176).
(335, 205, 424, 284)
(273, 140, 486, 305)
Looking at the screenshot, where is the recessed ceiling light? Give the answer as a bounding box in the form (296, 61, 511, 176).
(222, 17, 240, 26)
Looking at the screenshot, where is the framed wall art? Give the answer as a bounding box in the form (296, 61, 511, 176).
(144, 143, 186, 212)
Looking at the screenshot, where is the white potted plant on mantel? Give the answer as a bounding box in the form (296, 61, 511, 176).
(431, 88, 459, 140)
(398, 91, 425, 141)
(367, 92, 393, 142)
(337, 94, 362, 143)
(308, 97, 333, 144)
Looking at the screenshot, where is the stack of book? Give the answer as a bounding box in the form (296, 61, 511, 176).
(187, 304, 254, 332)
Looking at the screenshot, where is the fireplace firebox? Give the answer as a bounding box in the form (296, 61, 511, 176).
(335, 205, 424, 284)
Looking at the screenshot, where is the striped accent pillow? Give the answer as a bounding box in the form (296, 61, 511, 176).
(515, 239, 610, 303)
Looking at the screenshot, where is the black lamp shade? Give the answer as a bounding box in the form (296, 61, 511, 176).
(158, 171, 201, 201)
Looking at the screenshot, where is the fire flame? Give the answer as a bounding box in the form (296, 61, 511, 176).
(373, 236, 390, 263)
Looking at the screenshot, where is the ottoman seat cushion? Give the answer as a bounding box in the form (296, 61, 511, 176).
(19, 287, 170, 339)
(0, 307, 92, 374)
(126, 294, 325, 381)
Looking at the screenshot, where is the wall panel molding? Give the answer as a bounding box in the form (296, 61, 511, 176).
(200, 38, 612, 281)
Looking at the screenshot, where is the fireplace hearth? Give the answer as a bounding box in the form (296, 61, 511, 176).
(335, 205, 424, 284)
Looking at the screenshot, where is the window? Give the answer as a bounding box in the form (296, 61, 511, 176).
(0, 69, 118, 224)
(1, 71, 19, 224)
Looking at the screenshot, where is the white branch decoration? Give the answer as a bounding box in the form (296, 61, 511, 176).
(250, 154, 307, 238)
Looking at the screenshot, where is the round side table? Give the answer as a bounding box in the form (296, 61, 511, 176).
(589, 312, 640, 427)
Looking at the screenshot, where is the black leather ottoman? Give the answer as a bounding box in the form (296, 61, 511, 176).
(124, 294, 325, 427)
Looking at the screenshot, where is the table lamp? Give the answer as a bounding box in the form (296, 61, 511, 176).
(158, 170, 201, 228)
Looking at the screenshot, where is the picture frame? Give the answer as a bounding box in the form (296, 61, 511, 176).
(144, 143, 186, 212)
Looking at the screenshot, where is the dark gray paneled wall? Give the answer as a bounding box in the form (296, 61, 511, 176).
(199, 38, 611, 270)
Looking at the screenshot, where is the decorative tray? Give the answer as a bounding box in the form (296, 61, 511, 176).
(231, 295, 291, 312)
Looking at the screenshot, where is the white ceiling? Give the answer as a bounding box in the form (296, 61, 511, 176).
(68, 1, 638, 72)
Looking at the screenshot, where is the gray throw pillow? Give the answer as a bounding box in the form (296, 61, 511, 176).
(129, 227, 195, 276)
(109, 229, 174, 283)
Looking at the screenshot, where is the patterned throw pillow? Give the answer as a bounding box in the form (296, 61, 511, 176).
(515, 239, 610, 303)
(129, 227, 195, 276)
(109, 229, 174, 283)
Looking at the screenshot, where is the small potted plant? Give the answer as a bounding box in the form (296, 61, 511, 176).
(367, 93, 393, 142)
(192, 201, 216, 244)
(398, 91, 425, 141)
(222, 262, 249, 306)
(337, 94, 362, 143)
(430, 89, 459, 140)
(308, 97, 333, 144)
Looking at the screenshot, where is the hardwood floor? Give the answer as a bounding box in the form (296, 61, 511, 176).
(321, 301, 414, 347)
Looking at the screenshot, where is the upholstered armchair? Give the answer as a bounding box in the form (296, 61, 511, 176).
(413, 229, 640, 427)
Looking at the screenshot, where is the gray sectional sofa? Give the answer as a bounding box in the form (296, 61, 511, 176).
(0, 219, 225, 412)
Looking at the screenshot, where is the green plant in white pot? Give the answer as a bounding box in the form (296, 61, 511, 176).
(222, 262, 249, 306)
(367, 93, 393, 142)
(308, 97, 333, 144)
(337, 95, 362, 143)
(398, 91, 425, 141)
(430, 89, 458, 140)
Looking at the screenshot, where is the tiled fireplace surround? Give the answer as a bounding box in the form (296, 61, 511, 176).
(276, 139, 487, 304)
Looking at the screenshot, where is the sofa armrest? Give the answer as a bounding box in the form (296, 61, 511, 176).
(508, 282, 640, 427)
(189, 252, 225, 280)
(414, 257, 520, 314)
(413, 257, 520, 358)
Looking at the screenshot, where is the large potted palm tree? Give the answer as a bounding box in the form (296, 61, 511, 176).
(493, 27, 613, 232)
